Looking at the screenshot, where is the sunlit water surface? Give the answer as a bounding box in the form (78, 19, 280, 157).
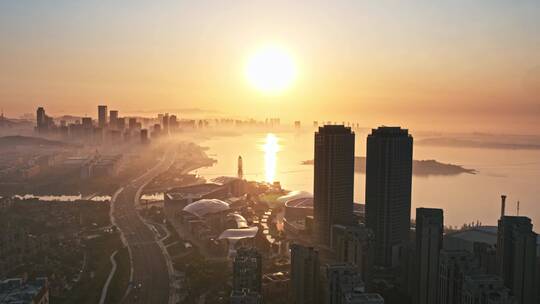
(12, 194, 111, 202)
(196, 131, 540, 227)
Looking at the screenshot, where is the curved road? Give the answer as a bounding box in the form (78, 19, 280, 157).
(111, 147, 177, 304)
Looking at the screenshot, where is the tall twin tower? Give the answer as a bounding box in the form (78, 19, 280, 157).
(313, 125, 413, 267)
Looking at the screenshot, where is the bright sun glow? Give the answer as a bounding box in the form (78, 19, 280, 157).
(246, 45, 297, 94)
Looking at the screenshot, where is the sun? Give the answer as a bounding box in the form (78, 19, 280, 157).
(245, 45, 297, 94)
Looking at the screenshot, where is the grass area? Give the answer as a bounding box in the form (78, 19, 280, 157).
(55, 233, 124, 304)
(105, 246, 130, 303)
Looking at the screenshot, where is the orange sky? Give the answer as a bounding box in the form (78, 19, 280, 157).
(1, 1, 539, 133)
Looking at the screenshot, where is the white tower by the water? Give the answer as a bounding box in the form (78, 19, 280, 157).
(237, 156, 244, 179)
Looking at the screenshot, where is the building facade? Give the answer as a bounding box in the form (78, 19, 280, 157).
(97, 105, 107, 128)
(496, 216, 537, 304)
(438, 250, 479, 304)
(325, 263, 365, 304)
(290, 244, 320, 304)
(414, 208, 443, 304)
(313, 125, 355, 246)
(233, 247, 262, 293)
(365, 127, 413, 267)
(331, 224, 372, 282)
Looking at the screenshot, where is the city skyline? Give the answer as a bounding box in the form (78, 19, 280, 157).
(1, 1, 540, 133)
(1, 2, 539, 304)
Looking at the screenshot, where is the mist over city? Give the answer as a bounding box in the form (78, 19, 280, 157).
(1, 1, 539, 304)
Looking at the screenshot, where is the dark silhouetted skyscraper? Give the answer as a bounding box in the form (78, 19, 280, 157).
(109, 110, 118, 129)
(98, 105, 107, 128)
(497, 216, 537, 304)
(36, 107, 46, 132)
(313, 125, 355, 246)
(414, 208, 443, 304)
(290, 244, 320, 304)
(365, 127, 413, 267)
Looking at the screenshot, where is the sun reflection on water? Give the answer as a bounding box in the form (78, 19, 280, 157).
(262, 133, 280, 183)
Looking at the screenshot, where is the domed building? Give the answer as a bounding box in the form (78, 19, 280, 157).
(182, 198, 230, 218)
(180, 199, 231, 239)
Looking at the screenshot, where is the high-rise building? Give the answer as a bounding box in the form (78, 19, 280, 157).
(496, 216, 537, 304)
(36, 107, 46, 131)
(117, 117, 125, 130)
(313, 125, 355, 246)
(169, 115, 178, 130)
(98, 105, 107, 127)
(233, 247, 262, 293)
(109, 110, 118, 129)
(128, 118, 137, 130)
(162, 113, 169, 134)
(140, 129, 149, 144)
(331, 225, 372, 282)
(414, 208, 443, 304)
(290, 244, 320, 304)
(365, 126, 413, 267)
(462, 274, 514, 304)
(325, 263, 365, 304)
(438, 250, 480, 304)
(81, 117, 92, 129)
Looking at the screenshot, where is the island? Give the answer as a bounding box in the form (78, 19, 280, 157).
(302, 157, 477, 176)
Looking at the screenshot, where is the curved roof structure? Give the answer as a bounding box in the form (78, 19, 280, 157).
(277, 190, 313, 204)
(182, 199, 230, 217)
(218, 226, 259, 240)
(285, 197, 314, 209)
(227, 213, 249, 229)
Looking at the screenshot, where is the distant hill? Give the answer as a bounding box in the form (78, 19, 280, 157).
(0, 135, 71, 147)
(0, 116, 33, 128)
(302, 157, 477, 176)
(417, 137, 540, 150)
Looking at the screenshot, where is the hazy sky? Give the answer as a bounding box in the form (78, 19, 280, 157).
(1, 1, 539, 133)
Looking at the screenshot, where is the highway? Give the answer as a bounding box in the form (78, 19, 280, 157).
(111, 147, 177, 304)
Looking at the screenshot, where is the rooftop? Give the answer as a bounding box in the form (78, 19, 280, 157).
(316, 125, 353, 135)
(370, 126, 410, 137)
(166, 183, 222, 200)
(446, 225, 540, 246)
(277, 190, 312, 204)
(182, 199, 230, 217)
(218, 226, 259, 240)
